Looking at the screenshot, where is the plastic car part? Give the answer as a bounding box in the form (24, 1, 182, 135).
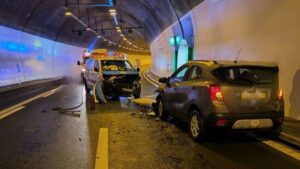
(95, 81, 107, 104)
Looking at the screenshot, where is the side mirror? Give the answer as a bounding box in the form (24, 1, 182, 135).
(136, 67, 140, 72)
(159, 77, 168, 84)
(94, 67, 99, 72)
(77, 60, 81, 66)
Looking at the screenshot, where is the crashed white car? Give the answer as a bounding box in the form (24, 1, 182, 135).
(82, 58, 141, 103)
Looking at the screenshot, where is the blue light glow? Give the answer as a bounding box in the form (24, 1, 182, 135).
(85, 0, 114, 7)
(88, 38, 98, 52)
(37, 55, 45, 61)
(0, 41, 29, 53)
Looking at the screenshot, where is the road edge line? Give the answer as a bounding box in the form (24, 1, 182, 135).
(0, 85, 63, 117)
(0, 106, 26, 120)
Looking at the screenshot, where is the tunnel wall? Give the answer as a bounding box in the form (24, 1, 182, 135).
(150, 0, 300, 119)
(127, 54, 152, 67)
(0, 25, 83, 87)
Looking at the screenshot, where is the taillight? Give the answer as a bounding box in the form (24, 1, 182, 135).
(209, 85, 223, 102)
(277, 89, 283, 101)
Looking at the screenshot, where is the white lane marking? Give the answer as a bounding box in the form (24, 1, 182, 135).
(262, 140, 300, 161)
(281, 132, 300, 143)
(95, 128, 108, 169)
(0, 86, 63, 118)
(0, 106, 25, 120)
(143, 71, 159, 87)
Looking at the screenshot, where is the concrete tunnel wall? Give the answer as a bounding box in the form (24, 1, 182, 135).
(0, 25, 84, 87)
(0, 23, 151, 88)
(150, 0, 300, 119)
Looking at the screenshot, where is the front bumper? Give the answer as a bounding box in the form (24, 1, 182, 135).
(103, 82, 140, 96)
(204, 111, 284, 131)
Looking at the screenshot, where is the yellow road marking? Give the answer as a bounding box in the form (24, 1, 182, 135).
(95, 128, 108, 169)
(0, 86, 63, 119)
(262, 140, 300, 161)
(0, 106, 25, 120)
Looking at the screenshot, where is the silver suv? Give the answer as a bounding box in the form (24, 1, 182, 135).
(154, 60, 284, 141)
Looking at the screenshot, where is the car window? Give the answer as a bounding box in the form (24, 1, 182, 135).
(213, 66, 278, 84)
(188, 66, 203, 80)
(101, 60, 134, 71)
(94, 60, 100, 71)
(85, 59, 95, 70)
(170, 65, 189, 83)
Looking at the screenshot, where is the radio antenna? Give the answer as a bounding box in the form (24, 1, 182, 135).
(234, 48, 242, 64)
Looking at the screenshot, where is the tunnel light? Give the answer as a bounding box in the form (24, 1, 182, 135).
(65, 11, 72, 16)
(120, 34, 124, 37)
(97, 35, 101, 38)
(86, 27, 91, 31)
(109, 9, 117, 16)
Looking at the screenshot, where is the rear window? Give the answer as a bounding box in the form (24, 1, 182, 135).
(213, 66, 278, 84)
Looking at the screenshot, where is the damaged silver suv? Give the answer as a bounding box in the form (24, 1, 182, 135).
(84, 58, 141, 103)
(154, 60, 284, 141)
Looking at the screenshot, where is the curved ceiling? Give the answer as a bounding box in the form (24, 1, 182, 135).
(0, 0, 203, 53)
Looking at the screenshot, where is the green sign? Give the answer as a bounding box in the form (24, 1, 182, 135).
(169, 36, 182, 46)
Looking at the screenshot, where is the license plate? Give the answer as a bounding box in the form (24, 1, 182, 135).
(232, 119, 273, 129)
(241, 91, 267, 99)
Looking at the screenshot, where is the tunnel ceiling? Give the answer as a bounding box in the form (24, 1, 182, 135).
(0, 0, 203, 52)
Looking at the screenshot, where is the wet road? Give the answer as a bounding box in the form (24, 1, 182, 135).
(0, 67, 300, 169)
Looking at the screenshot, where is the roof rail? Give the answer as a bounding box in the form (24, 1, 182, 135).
(192, 60, 218, 64)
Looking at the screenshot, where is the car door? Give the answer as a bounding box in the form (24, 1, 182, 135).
(164, 64, 190, 117)
(177, 65, 204, 120)
(89, 60, 101, 87)
(85, 58, 95, 89)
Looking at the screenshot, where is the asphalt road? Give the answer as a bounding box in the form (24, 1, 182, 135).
(0, 67, 300, 169)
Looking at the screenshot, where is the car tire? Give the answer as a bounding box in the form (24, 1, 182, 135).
(83, 78, 90, 94)
(188, 110, 206, 142)
(267, 127, 282, 139)
(133, 84, 141, 99)
(157, 97, 168, 121)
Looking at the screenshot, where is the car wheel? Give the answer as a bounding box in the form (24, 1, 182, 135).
(188, 110, 206, 141)
(133, 84, 141, 99)
(83, 79, 90, 94)
(157, 97, 168, 121)
(267, 127, 282, 139)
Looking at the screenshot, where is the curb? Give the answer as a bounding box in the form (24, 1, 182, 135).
(0, 77, 64, 93)
(279, 132, 300, 150)
(143, 71, 160, 87)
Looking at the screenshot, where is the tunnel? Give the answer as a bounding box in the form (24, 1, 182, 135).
(0, 0, 300, 169)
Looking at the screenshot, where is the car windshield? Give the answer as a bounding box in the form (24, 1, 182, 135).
(213, 66, 278, 84)
(101, 60, 134, 71)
